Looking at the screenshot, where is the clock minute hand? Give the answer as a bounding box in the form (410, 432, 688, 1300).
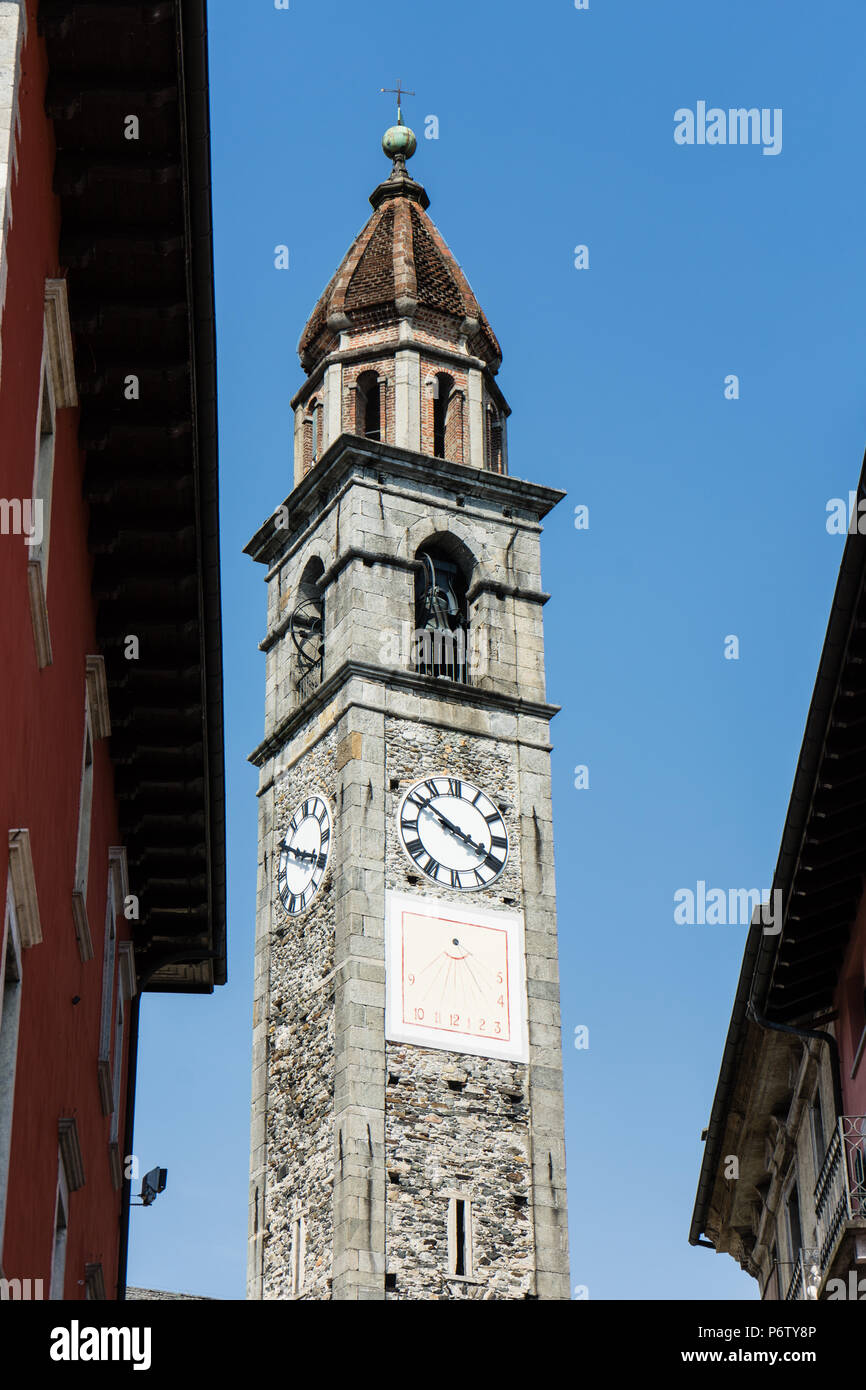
(426, 804, 486, 856)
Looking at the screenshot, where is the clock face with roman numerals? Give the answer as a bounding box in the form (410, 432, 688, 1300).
(397, 776, 509, 890)
(277, 795, 332, 916)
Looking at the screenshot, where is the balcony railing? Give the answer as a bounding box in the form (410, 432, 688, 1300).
(296, 659, 323, 703)
(810, 1115, 866, 1290)
(785, 1247, 821, 1301)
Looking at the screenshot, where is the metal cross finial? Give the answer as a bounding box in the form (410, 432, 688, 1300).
(380, 81, 415, 124)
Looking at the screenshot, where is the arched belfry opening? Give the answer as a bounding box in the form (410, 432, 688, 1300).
(432, 373, 454, 461)
(290, 556, 325, 699)
(355, 370, 382, 442)
(486, 405, 505, 474)
(413, 541, 471, 683)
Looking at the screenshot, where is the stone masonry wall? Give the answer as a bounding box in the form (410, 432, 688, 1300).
(261, 729, 337, 1299)
(383, 715, 535, 1298)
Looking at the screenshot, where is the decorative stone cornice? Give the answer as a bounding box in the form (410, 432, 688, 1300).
(44, 279, 78, 409)
(7, 828, 42, 948)
(58, 1116, 86, 1191)
(85, 655, 111, 739)
(249, 658, 560, 769)
(84, 1263, 106, 1300)
(246, 434, 565, 568)
(466, 578, 550, 608)
(108, 845, 128, 906)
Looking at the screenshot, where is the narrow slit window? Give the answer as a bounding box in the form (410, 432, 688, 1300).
(291, 1212, 306, 1295)
(433, 374, 453, 459)
(357, 372, 381, 441)
(455, 1200, 467, 1275)
(447, 1195, 472, 1278)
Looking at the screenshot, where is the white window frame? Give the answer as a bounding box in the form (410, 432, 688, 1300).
(0, 882, 23, 1264)
(108, 942, 135, 1187)
(71, 707, 94, 961)
(26, 341, 56, 668)
(49, 1156, 69, 1300)
(96, 869, 118, 1114)
(810, 1087, 827, 1175)
(25, 281, 79, 667)
(109, 992, 124, 1136)
(30, 346, 56, 577)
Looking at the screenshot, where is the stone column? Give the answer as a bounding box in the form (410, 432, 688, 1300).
(394, 349, 420, 452)
(324, 362, 343, 451)
(331, 706, 387, 1299)
(467, 367, 484, 469)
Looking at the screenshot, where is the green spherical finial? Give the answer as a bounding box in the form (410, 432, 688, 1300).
(383, 121, 417, 162)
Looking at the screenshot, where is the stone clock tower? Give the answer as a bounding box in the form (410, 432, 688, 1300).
(245, 112, 570, 1300)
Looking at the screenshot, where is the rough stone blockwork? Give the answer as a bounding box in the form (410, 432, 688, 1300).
(262, 732, 337, 1300)
(383, 718, 534, 1298)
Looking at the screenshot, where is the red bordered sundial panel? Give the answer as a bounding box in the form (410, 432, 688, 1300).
(385, 891, 528, 1062)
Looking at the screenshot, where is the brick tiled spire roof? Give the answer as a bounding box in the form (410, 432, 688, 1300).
(298, 144, 501, 374)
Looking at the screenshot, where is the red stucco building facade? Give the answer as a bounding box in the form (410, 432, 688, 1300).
(0, 0, 224, 1300)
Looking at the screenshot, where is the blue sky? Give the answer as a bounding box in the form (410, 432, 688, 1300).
(127, 0, 866, 1299)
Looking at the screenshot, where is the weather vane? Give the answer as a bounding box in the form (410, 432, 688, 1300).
(380, 82, 415, 125)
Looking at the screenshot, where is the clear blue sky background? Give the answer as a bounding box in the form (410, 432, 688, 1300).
(127, 0, 866, 1299)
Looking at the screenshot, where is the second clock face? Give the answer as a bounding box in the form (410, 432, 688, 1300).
(397, 776, 509, 890)
(277, 795, 332, 916)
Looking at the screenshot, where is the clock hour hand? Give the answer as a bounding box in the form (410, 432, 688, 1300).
(283, 843, 317, 864)
(424, 803, 486, 856)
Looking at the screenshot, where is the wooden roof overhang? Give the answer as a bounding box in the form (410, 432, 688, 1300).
(40, 0, 226, 992)
(690, 452, 866, 1244)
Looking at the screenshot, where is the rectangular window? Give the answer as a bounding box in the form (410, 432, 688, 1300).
(848, 966, 866, 1079)
(0, 886, 23, 1260)
(786, 1176, 802, 1259)
(96, 868, 118, 1114)
(26, 349, 57, 668)
(71, 712, 94, 961)
(108, 942, 134, 1189)
(31, 354, 56, 575)
(447, 1195, 473, 1278)
(291, 1213, 306, 1296)
(49, 1159, 69, 1300)
(110, 990, 124, 1130)
(810, 1091, 826, 1175)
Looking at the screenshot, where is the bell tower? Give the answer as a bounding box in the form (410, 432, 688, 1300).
(246, 109, 570, 1301)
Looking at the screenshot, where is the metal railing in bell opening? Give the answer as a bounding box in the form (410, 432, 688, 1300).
(412, 627, 470, 685)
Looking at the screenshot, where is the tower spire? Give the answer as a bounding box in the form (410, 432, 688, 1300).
(380, 80, 415, 127)
(379, 82, 418, 177)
